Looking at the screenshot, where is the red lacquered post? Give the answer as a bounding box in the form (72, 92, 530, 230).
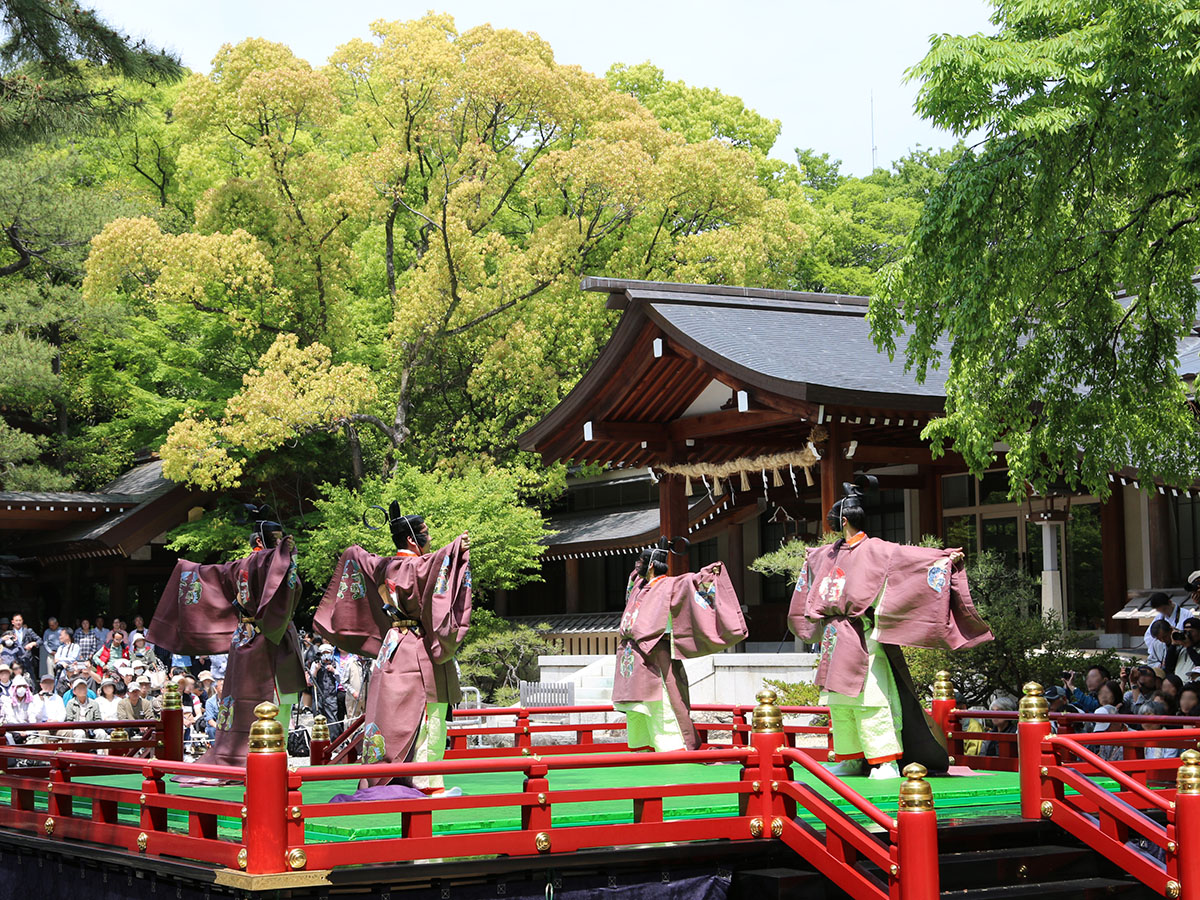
(516, 709, 532, 751)
(747, 690, 790, 824)
(896, 764, 939, 900)
(244, 702, 288, 875)
(1174, 750, 1200, 900)
(159, 683, 184, 762)
(308, 715, 330, 766)
(1017, 682, 1051, 820)
(930, 671, 956, 760)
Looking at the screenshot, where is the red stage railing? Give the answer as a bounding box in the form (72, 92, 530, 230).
(315, 702, 836, 764)
(0, 689, 938, 899)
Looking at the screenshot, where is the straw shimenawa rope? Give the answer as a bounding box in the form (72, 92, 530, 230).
(655, 447, 821, 496)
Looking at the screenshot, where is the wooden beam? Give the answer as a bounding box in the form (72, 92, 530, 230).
(667, 409, 795, 441)
(839, 444, 958, 466)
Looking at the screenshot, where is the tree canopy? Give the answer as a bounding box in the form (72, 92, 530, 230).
(870, 0, 1200, 499)
(0, 11, 960, 592)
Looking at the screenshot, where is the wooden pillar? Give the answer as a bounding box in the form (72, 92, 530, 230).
(820, 418, 852, 533)
(919, 468, 943, 540)
(493, 588, 509, 617)
(564, 559, 581, 613)
(108, 564, 127, 621)
(659, 473, 690, 575)
(726, 522, 745, 601)
(1100, 493, 1128, 624)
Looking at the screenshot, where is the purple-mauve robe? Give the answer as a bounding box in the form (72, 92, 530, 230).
(611, 563, 748, 750)
(788, 536, 992, 770)
(147, 544, 305, 767)
(313, 537, 471, 787)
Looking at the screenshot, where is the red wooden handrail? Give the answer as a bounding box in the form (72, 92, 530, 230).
(1047, 734, 1173, 812)
(779, 746, 896, 831)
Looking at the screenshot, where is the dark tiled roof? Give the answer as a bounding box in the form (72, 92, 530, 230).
(544, 503, 662, 548)
(626, 284, 949, 405)
(509, 612, 621, 633)
(46, 461, 175, 545)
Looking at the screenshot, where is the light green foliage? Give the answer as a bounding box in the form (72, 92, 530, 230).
(872, 0, 1200, 499)
(455, 607, 556, 704)
(297, 463, 549, 593)
(903, 551, 1120, 707)
(797, 144, 964, 295)
(606, 61, 781, 154)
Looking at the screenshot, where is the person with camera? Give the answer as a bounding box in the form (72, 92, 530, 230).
(309, 642, 341, 740)
(1123, 663, 1160, 709)
(1164, 617, 1200, 681)
(1063, 665, 1110, 713)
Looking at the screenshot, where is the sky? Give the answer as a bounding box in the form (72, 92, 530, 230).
(88, 0, 996, 176)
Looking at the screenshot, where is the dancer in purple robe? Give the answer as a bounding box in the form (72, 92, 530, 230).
(789, 477, 992, 777)
(148, 508, 305, 769)
(314, 503, 471, 791)
(612, 538, 748, 751)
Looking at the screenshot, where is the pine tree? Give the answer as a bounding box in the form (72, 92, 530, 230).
(0, 0, 181, 147)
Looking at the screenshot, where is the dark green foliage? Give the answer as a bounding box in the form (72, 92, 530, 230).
(455, 608, 556, 705)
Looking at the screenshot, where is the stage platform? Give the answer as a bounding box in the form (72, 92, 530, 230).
(0, 757, 1084, 842)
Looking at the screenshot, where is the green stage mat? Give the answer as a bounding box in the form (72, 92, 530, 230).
(0, 760, 1047, 843)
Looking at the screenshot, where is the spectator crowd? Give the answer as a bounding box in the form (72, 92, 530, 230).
(0, 614, 369, 759)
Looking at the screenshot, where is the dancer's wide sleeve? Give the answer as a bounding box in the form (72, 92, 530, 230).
(147, 558, 241, 654)
(670, 563, 747, 658)
(420, 535, 472, 664)
(787, 545, 828, 642)
(874, 545, 992, 650)
(314, 546, 391, 657)
(254, 546, 302, 645)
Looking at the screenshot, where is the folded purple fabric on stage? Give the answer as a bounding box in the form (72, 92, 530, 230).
(329, 784, 427, 802)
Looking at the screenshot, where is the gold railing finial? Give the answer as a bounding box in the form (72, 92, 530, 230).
(932, 671, 955, 701)
(248, 701, 284, 753)
(311, 714, 330, 742)
(162, 682, 182, 711)
(1178, 749, 1200, 795)
(1019, 682, 1049, 724)
(899, 763, 934, 810)
(752, 689, 783, 734)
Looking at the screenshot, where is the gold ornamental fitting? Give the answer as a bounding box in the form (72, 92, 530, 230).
(1168, 881, 1182, 899)
(1019, 683, 1049, 724)
(136, 832, 148, 852)
(827, 751, 836, 763)
(110, 727, 128, 742)
(898, 764, 934, 811)
(248, 702, 284, 753)
(534, 832, 551, 852)
(1041, 801, 1054, 819)
(162, 683, 182, 711)
(932, 671, 955, 701)
(749, 817, 764, 838)
(752, 689, 783, 734)
(311, 715, 330, 742)
(1177, 749, 1200, 795)
(237, 848, 248, 869)
(43, 817, 54, 836)
(287, 848, 307, 870)
(1169, 841, 1179, 854)
(770, 817, 783, 838)
(290, 805, 302, 820)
